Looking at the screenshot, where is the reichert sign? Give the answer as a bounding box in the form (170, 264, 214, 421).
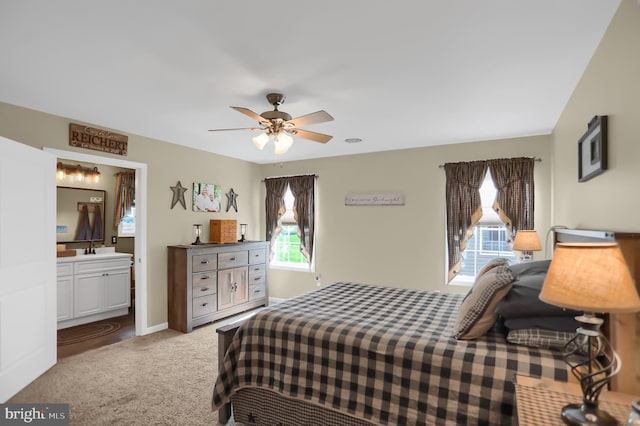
(69, 123, 128, 156)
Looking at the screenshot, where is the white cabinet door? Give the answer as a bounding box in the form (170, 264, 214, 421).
(74, 273, 104, 317)
(0, 136, 56, 402)
(56, 277, 74, 321)
(104, 269, 131, 311)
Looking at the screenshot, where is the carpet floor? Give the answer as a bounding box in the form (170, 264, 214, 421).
(9, 323, 226, 425)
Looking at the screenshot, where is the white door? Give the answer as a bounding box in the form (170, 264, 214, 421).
(0, 136, 56, 402)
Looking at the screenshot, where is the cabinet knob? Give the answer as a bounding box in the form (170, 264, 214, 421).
(230, 257, 236, 261)
(201, 287, 209, 292)
(254, 277, 260, 281)
(201, 260, 210, 264)
(201, 275, 210, 280)
(201, 302, 208, 307)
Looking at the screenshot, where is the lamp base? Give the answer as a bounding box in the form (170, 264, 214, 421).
(561, 402, 617, 426)
(192, 236, 201, 245)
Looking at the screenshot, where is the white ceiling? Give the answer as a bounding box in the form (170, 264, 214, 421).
(0, 1, 622, 164)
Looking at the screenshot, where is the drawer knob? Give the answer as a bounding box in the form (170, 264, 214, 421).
(201, 302, 209, 307)
(230, 257, 236, 261)
(254, 289, 261, 293)
(201, 260, 210, 264)
(201, 275, 210, 280)
(254, 277, 260, 281)
(201, 287, 209, 292)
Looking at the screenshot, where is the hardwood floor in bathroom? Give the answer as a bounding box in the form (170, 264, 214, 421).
(57, 309, 136, 359)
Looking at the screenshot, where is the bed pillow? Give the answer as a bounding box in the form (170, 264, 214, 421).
(504, 316, 580, 332)
(476, 257, 510, 280)
(452, 264, 514, 340)
(495, 260, 581, 318)
(506, 328, 576, 349)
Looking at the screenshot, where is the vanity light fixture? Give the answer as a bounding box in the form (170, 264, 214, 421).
(56, 162, 101, 184)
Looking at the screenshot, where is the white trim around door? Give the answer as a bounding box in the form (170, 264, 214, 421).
(44, 148, 151, 336)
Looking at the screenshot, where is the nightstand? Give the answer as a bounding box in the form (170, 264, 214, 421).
(515, 375, 635, 425)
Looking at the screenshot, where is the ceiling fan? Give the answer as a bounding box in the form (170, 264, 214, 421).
(208, 93, 334, 154)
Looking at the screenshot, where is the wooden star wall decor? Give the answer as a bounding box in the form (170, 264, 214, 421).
(170, 181, 187, 209)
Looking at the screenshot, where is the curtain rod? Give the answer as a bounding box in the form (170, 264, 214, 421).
(262, 173, 318, 182)
(438, 157, 542, 169)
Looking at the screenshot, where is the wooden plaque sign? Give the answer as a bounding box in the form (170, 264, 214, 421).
(69, 123, 128, 156)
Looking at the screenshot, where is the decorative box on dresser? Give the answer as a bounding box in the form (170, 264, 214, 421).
(167, 241, 269, 333)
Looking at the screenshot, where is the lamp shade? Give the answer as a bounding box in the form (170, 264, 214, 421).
(252, 133, 269, 150)
(513, 230, 542, 251)
(274, 132, 293, 154)
(540, 242, 640, 314)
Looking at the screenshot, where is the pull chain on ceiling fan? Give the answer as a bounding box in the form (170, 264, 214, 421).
(208, 93, 334, 154)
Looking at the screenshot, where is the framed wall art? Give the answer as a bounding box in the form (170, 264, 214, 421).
(578, 115, 608, 182)
(193, 182, 222, 212)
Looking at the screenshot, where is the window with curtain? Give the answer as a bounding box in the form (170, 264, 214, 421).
(114, 171, 135, 236)
(445, 157, 535, 284)
(265, 174, 316, 271)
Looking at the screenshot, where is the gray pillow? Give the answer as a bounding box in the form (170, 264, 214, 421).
(495, 260, 581, 318)
(504, 316, 580, 332)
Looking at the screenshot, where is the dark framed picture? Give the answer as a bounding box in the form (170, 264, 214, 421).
(578, 115, 608, 182)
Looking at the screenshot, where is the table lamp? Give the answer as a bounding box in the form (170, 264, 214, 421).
(513, 230, 542, 262)
(539, 242, 640, 425)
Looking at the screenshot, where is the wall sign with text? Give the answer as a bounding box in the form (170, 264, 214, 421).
(345, 193, 405, 206)
(69, 123, 128, 156)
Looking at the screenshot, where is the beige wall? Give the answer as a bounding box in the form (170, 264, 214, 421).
(261, 136, 551, 299)
(0, 102, 263, 328)
(552, 0, 640, 231)
(18, 0, 639, 317)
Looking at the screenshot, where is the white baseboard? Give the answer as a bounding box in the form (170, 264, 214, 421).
(269, 297, 286, 304)
(140, 322, 168, 336)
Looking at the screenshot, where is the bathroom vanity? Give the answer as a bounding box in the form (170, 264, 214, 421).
(56, 249, 132, 329)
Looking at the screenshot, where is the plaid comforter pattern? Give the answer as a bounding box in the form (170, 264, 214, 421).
(212, 282, 568, 425)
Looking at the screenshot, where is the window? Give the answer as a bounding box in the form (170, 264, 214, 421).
(270, 186, 311, 270)
(450, 171, 514, 285)
(117, 205, 135, 237)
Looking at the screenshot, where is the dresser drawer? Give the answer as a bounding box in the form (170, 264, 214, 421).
(192, 253, 217, 272)
(249, 283, 266, 301)
(192, 272, 216, 296)
(218, 251, 248, 269)
(192, 294, 217, 318)
(249, 248, 266, 265)
(248, 263, 266, 285)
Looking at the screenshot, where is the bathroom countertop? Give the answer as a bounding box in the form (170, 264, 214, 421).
(56, 248, 132, 263)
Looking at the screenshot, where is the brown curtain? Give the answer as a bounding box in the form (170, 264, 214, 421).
(288, 175, 315, 263)
(445, 160, 488, 282)
(488, 157, 535, 243)
(264, 177, 289, 260)
(113, 172, 135, 230)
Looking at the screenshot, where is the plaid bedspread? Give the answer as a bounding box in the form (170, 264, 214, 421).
(212, 282, 568, 425)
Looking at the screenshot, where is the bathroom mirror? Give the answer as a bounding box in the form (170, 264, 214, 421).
(56, 186, 106, 243)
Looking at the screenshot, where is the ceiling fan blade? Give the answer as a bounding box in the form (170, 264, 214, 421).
(288, 110, 334, 128)
(290, 129, 333, 144)
(208, 127, 264, 132)
(230, 106, 268, 124)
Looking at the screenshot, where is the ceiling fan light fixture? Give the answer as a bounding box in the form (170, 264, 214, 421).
(274, 132, 294, 154)
(252, 132, 270, 150)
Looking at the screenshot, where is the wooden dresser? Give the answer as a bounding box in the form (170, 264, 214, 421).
(167, 241, 269, 333)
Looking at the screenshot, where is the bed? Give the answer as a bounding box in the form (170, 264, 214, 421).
(211, 229, 640, 425)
